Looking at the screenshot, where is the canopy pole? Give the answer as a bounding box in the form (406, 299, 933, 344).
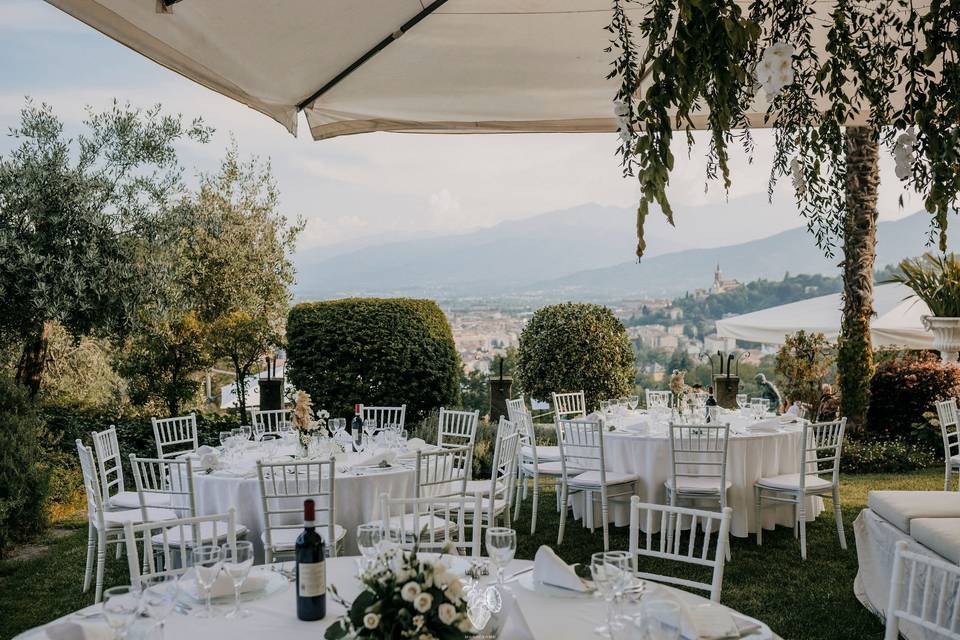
(296, 0, 450, 110)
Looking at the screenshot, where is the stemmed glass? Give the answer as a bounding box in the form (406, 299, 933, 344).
(102, 585, 142, 640)
(627, 395, 639, 411)
(590, 551, 631, 638)
(140, 575, 180, 640)
(485, 527, 517, 586)
(640, 600, 682, 640)
(219, 431, 232, 458)
(736, 394, 748, 412)
(357, 523, 383, 572)
(222, 541, 254, 618)
(240, 425, 252, 442)
(191, 545, 222, 618)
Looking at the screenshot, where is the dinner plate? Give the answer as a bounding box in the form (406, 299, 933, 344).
(182, 568, 288, 604)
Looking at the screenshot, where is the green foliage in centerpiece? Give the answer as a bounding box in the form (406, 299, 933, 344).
(325, 549, 473, 640)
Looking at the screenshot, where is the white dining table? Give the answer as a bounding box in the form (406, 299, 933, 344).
(570, 409, 824, 537)
(17, 556, 780, 640)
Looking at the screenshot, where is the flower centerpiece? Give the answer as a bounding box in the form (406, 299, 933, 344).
(669, 369, 692, 415)
(291, 390, 329, 456)
(325, 548, 474, 640)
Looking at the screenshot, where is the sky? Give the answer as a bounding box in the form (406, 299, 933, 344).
(0, 0, 928, 259)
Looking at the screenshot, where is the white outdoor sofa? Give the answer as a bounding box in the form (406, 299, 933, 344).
(855, 491, 960, 639)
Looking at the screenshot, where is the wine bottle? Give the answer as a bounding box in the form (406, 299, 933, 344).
(351, 404, 363, 435)
(295, 499, 326, 621)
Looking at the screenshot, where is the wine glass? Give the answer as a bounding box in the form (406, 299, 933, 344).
(140, 575, 180, 640)
(219, 431, 232, 457)
(221, 541, 254, 618)
(641, 599, 682, 640)
(190, 545, 222, 618)
(485, 527, 517, 586)
(356, 523, 383, 570)
(102, 585, 142, 639)
(736, 394, 748, 411)
(240, 425, 253, 442)
(628, 395, 639, 411)
(590, 551, 630, 637)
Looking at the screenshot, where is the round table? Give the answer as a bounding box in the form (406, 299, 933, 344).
(571, 410, 824, 537)
(18, 557, 779, 640)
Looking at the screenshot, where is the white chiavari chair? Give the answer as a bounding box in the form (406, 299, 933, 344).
(251, 408, 291, 440)
(755, 418, 847, 560)
(506, 395, 526, 422)
(936, 398, 960, 490)
(76, 441, 177, 602)
(513, 408, 564, 534)
(552, 391, 587, 420)
(415, 445, 472, 499)
(437, 408, 480, 450)
(884, 540, 960, 640)
(646, 389, 673, 409)
(465, 417, 520, 528)
(151, 413, 199, 459)
(360, 404, 407, 430)
(91, 426, 170, 510)
(379, 493, 483, 557)
(256, 458, 345, 562)
(556, 418, 638, 551)
(628, 497, 732, 602)
(123, 510, 237, 587)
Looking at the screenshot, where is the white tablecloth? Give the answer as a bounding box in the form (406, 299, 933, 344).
(571, 411, 824, 537)
(18, 557, 779, 640)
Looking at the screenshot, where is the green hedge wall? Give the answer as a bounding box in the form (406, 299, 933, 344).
(286, 298, 460, 422)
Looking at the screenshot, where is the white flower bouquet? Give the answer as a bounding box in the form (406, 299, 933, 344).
(325, 548, 474, 640)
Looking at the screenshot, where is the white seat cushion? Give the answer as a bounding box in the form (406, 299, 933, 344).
(464, 479, 506, 495)
(911, 518, 960, 563)
(107, 491, 171, 510)
(262, 524, 347, 552)
(868, 491, 960, 533)
(950, 453, 960, 466)
(755, 473, 833, 493)
(101, 507, 179, 529)
(567, 471, 639, 488)
(521, 460, 564, 476)
(522, 445, 561, 461)
(375, 513, 455, 536)
(480, 496, 509, 515)
(665, 477, 732, 495)
(150, 520, 250, 545)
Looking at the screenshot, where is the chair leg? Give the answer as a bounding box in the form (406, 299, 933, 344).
(531, 477, 540, 535)
(94, 531, 107, 603)
(666, 489, 677, 551)
(754, 487, 763, 547)
(83, 523, 96, 591)
(832, 486, 847, 550)
(513, 474, 523, 522)
(585, 491, 595, 532)
(798, 497, 807, 561)
(946, 464, 951, 491)
(601, 488, 609, 552)
(557, 482, 568, 546)
(721, 496, 731, 561)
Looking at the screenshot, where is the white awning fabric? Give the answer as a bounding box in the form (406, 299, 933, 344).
(45, 0, 920, 140)
(715, 283, 933, 349)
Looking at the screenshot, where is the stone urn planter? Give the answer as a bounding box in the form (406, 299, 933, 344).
(922, 316, 960, 363)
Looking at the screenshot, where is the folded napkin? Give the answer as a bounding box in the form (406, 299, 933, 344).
(621, 418, 651, 432)
(586, 411, 604, 422)
(355, 451, 399, 468)
(672, 600, 762, 640)
(41, 621, 112, 640)
(198, 452, 220, 472)
(196, 445, 217, 457)
(183, 571, 268, 599)
(746, 419, 780, 433)
(532, 545, 590, 592)
(406, 438, 429, 451)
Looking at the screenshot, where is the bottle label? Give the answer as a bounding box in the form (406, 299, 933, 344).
(299, 561, 326, 597)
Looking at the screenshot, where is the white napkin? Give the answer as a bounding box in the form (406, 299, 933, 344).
(355, 451, 399, 468)
(196, 445, 217, 457)
(586, 411, 604, 422)
(532, 545, 590, 592)
(41, 621, 112, 640)
(405, 438, 429, 451)
(746, 419, 780, 433)
(672, 600, 762, 640)
(198, 452, 220, 472)
(183, 571, 268, 599)
(621, 418, 651, 432)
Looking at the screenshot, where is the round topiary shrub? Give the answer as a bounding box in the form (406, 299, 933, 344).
(286, 298, 460, 423)
(516, 302, 636, 412)
(867, 351, 960, 442)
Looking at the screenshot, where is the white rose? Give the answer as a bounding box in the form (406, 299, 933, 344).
(438, 603, 457, 625)
(395, 568, 413, 583)
(414, 592, 433, 613)
(433, 570, 450, 589)
(895, 162, 912, 180)
(446, 578, 464, 601)
(363, 613, 380, 630)
(401, 581, 421, 602)
(413, 614, 425, 630)
(418, 635, 434, 640)
(199, 453, 219, 472)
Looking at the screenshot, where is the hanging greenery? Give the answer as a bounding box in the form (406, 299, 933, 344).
(608, 0, 960, 260)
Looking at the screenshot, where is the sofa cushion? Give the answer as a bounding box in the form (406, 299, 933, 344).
(868, 491, 960, 533)
(911, 518, 960, 564)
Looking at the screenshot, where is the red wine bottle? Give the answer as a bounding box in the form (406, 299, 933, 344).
(351, 404, 363, 435)
(296, 499, 326, 621)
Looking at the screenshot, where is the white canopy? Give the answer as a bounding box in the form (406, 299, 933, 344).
(45, 0, 917, 139)
(715, 283, 933, 349)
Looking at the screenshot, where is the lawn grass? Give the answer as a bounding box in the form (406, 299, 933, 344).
(0, 468, 943, 639)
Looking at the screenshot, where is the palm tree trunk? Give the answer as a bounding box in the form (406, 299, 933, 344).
(838, 127, 879, 432)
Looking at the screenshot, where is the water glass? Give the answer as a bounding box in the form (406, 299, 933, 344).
(736, 394, 748, 410)
(591, 551, 631, 637)
(239, 425, 252, 442)
(640, 599, 682, 640)
(102, 585, 142, 639)
(221, 541, 254, 618)
(485, 527, 517, 585)
(190, 545, 222, 618)
(140, 575, 180, 640)
(356, 523, 383, 569)
(219, 431, 232, 450)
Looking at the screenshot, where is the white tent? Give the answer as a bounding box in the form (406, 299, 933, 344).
(45, 0, 916, 139)
(715, 283, 933, 349)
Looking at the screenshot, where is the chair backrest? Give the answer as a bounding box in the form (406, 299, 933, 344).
(76, 440, 105, 520)
(251, 409, 291, 439)
(123, 510, 237, 587)
(437, 408, 480, 449)
(885, 540, 960, 640)
(415, 445, 472, 498)
(506, 395, 526, 423)
(556, 418, 605, 479)
(379, 492, 482, 557)
(799, 418, 846, 490)
(129, 455, 196, 519)
(487, 418, 520, 519)
(552, 391, 587, 420)
(255, 458, 338, 557)
(360, 404, 407, 430)
(628, 497, 732, 602)
(151, 413, 198, 459)
(936, 399, 960, 460)
(668, 424, 730, 493)
(91, 426, 126, 506)
(645, 389, 673, 409)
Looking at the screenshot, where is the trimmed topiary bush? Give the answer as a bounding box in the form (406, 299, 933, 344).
(866, 351, 960, 441)
(515, 302, 636, 412)
(286, 298, 460, 423)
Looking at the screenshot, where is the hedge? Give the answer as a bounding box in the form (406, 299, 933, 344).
(286, 298, 460, 423)
(866, 352, 960, 441)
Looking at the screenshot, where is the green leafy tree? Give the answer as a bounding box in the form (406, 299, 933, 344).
(207, 310, 280, 420)
(0, 100, 210, 396)
(459, 369, 489, 415)
(775, 331, 835, 409)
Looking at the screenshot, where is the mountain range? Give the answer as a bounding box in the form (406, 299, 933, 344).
(293, 199, 955, 301)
